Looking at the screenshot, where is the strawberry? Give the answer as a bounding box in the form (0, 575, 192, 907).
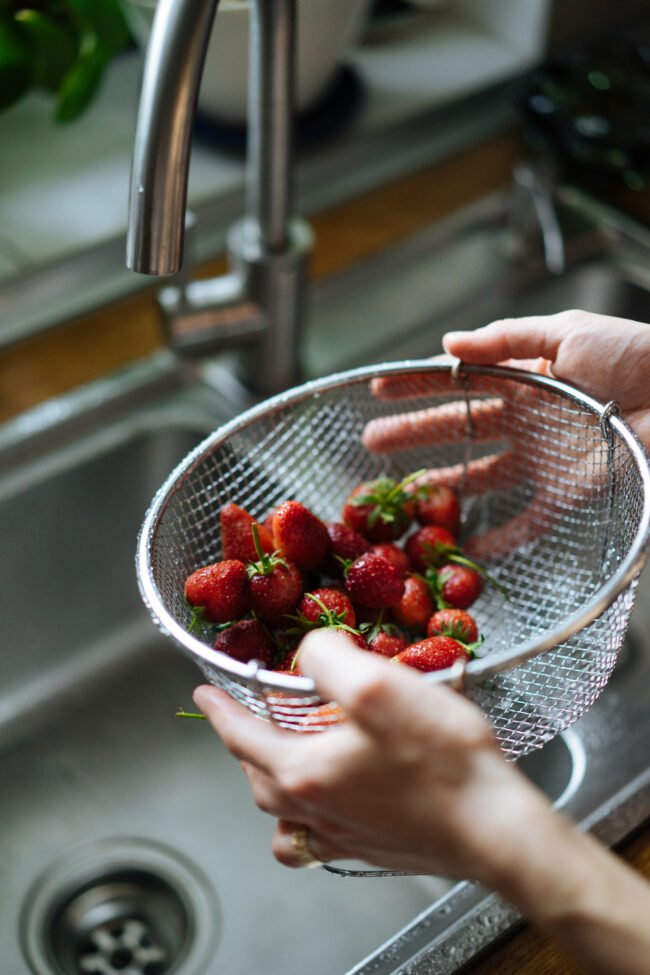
(342, 472, 422, 543)
(263, 507, 279, 534)
(274, 647, 302, 674)
(220, 502, 274, 562)
(272, 500, 330, 571)
(405, 525, 457, 573)
(344, 552, 405, 609)
(368, 629, 408, 658)
(298, 588, 357, 629)
(436, 564, 484, 610)
(393, 635, 471, 672)
(391, 574, 434, 631)
(414, 483, 460, 534)
(247, 545, 303, 624)
(371, 542, 410, 577)
(345, 630, 370, 650)
(213, 619, 273, 665)
(184, 560, 249, 625)
(326, 522, 371, 573)
(427, 608, 478, 643)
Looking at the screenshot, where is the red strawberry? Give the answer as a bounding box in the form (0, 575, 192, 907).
(220, 502, 275, 562)
(393, 635, 471, 672)
(247, 551, 303, 625)
(342, 473, 419, 543)
(185, 560, 249, 624)
(371, 542, 410, 577)
(345, 629, 370, 650)
(391, 574, 434, 631)
(263, 507, 279, 534)
(344, 552, 405, 609)
(368, 629, 408, 658)
(437, 564, 484, 610)
(272, 501, 330, 570)
(213, 619, 273, 665)
(326, 522, 371, 573)
(414, 484, 460, 534)
(427, 608, 478, 643)
(274, 647, 302, 674)
(298, 588, 357, 629)
(405, 525, 457, 572)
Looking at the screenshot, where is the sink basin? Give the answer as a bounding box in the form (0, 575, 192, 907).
(2, 188, 650, 975)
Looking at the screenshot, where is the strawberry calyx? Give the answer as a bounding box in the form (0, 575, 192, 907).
(286, 594, 364, 671)
(434, 619, 476, 642)
(246, 524, 289, 578)
(349, 469, 426, 529)
(358, 608, 401, 644)
(285, 593, 357, 635)
(188, 606, 239, 634)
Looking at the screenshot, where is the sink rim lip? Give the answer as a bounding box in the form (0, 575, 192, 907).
(136, 357, 650, 693)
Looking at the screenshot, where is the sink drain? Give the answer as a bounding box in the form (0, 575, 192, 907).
(20, 839, 220, 975)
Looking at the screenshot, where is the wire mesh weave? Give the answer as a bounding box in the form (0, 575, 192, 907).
(137, 362, 650, 759)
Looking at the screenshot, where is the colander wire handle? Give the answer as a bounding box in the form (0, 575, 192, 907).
(600, 401, 621, 583)
(451, 359, 475, 502)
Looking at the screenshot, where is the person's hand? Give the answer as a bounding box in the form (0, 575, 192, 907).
(194, 634, 650, 975)
(363, 312, 650, 559)
(443, 312, 650, 450)
(193, 631, 553, 882)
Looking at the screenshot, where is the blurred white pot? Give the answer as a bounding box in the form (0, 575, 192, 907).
(126, 0, 373, 124)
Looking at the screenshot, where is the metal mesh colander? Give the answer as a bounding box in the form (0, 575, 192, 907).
(136, 361, 650, 760)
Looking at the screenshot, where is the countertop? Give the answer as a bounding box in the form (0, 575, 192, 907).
(1, 128, 649, 974)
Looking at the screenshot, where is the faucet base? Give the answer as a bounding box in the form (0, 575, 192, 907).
(230, 215, 313, 394)
(157, 215, 313, 395)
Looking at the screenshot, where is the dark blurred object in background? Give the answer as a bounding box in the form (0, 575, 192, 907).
(520, 36, 650, 196)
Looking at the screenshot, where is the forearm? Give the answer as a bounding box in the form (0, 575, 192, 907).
(491, 805, 650, 975)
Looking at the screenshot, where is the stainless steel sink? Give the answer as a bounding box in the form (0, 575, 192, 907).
(1, 187, 649, 975)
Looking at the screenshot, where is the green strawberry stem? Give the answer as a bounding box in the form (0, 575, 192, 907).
(176, 709, 207, 720)
(248, 524, 287, 578)
(447, 552, 510, 599)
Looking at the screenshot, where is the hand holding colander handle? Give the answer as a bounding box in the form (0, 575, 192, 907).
(364, 312, 650, 560)
(194, 631, 650, 975)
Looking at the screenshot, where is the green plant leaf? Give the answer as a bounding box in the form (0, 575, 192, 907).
(15, 10, 78, 91)
(66, 0, 133, 57)
(55, 46, 107, 122)
(0, 17, 31, 110)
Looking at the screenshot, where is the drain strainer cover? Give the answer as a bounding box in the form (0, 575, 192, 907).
(20, 838, 220, 975)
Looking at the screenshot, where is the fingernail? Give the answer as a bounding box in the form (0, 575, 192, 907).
(442, 331, 465, 349)
(192, 684, 220, 709)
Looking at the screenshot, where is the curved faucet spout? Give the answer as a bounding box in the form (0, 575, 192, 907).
(127, 0, 220, 276)
(125, 0, 311, 394)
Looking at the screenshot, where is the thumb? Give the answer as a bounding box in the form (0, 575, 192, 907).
(297, 630, 466, 739)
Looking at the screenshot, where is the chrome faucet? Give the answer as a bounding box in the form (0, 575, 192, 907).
(510, 162, 566, 276)
(126, 0, 313, 395)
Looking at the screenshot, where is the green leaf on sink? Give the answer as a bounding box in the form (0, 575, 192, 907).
(55, 47, 107, 122)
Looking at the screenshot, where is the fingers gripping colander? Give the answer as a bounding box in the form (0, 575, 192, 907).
(137, 361, 650, 761)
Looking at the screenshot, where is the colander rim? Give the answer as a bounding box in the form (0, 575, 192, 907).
(136, 358, 650, 691)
